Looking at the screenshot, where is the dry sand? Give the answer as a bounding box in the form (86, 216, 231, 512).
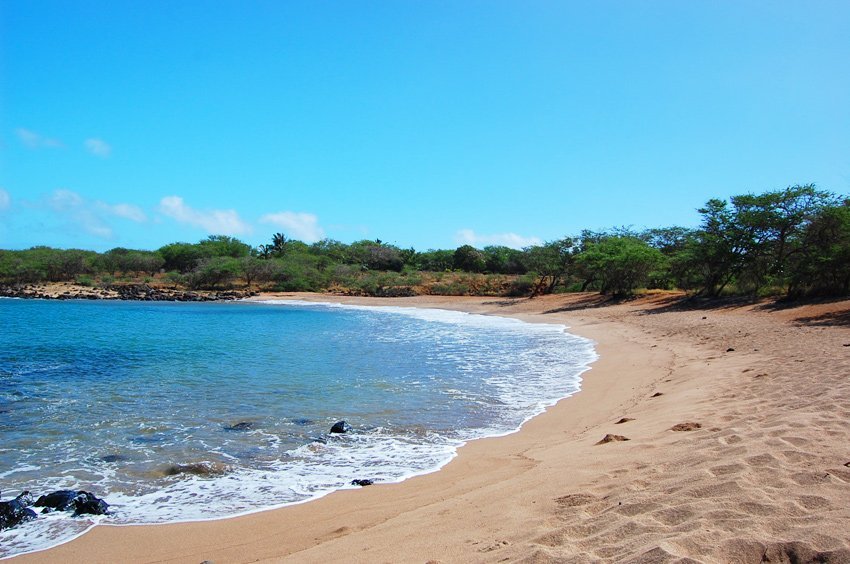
(11, 292, 850, 563)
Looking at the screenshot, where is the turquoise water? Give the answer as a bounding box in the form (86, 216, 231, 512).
(0, 298, 595, 557)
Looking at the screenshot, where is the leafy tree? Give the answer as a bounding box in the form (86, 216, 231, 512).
(186, 257, 240, 289)
(452, 245, 486, 272)
(309, 239, 350, 263)
(271, 254, 330, 291)
(415, 249, 454, 271)
(524, 238, 574, 295)
(238, 256, 275, 289)
(158, 242, 205, 273)
(787, 201, 850, 296)
(347, 240, 404, 271)
(482, 246, 527, 274)
(198, 235, 252, 258)
(576, 236, 665, 297)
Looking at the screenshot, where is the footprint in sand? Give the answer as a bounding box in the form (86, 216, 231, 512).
(670, 422, 702, 431)
(596, 434, 630, 445)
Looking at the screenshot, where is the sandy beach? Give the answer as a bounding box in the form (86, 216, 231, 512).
(10, 292, 850, 563)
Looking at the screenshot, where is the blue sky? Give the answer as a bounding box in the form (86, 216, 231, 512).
(1, 1, 848, 252)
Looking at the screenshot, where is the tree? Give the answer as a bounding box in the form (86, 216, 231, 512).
(452, 245, 486, 272)
(259, 233, 289, 258)
(239, 256, 275, 289)
(524, 238, 574, 295)
(158, 242, 205, 273)
(482, 246, 527, 274)
(198, 235, 252, 258)
(787, 201, 850, 296)
(186, 257, 240, 289)
(675, 185, 836, 296)
(575, 236, 665, 297)
(415, 249, 454, 271)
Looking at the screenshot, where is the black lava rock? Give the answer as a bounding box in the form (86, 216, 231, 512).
(0, 491, 37, 531)
(35, 490, 79, 512)
(223, 421, 254, 431)
(72, 492, 110, 516)
(34, 490, 109, 516)
(330, 420, 352, 434)
(351, 479, 374, 487)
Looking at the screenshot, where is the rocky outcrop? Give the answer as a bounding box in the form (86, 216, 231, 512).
(0, 283, 255, 302)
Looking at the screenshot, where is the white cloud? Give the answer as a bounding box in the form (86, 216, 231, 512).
(158, 196, 251, 235)
(44, 189, 146, 238)
(85, 138, 112, 158)
(48, 189, 112, 238)
(455, 229, 542, 250)
(259, 211, 325, 243)
(0, 188, 10, 210)
(48, 189, 84, 210)
(97, 202, 146, 222)
(16, 128, 63, 149)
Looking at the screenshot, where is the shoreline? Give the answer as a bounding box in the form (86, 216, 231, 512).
(8, 292, 850, 562)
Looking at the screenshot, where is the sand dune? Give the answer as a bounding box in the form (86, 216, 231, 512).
(12, 293, 850, 563)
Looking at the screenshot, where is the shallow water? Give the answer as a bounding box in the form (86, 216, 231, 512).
(0, 298, 595, 558)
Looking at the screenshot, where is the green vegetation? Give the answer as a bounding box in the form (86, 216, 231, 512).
(2, 185, 848, 300)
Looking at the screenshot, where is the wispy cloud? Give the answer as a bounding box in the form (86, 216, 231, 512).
(43, 189, 147, 239)
(455, 229, 542, 250)
(16, 128, 63, 149)
(158, 196, 251, 235)
(85, 138, 112, 158)
(0, 188, 10, 211)
(259, 211, 325, 243)
(48, 189, 113, 238)
(97, 202, 146, 223)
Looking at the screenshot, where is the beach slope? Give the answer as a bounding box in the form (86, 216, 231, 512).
(12, 293, 850, 563)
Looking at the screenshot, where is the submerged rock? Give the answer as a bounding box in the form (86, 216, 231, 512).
(330, 420, 351, 434)
(223, 421, 255, 432)
(163, 461, 229, 477)
(100, 454, 129, 463)
(291, 417, 313, 426)
(0, 491, 37, 531)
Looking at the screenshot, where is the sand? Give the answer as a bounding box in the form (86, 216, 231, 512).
(10, 292, 850, 563)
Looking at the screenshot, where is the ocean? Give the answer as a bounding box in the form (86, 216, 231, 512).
(0, 298, 595, 558)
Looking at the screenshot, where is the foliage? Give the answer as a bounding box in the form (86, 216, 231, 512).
(524, 238, 574, 295)
(186, 257, 240, 289)
(575, 236, 665, 297)
(452, 245, 486, 273)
